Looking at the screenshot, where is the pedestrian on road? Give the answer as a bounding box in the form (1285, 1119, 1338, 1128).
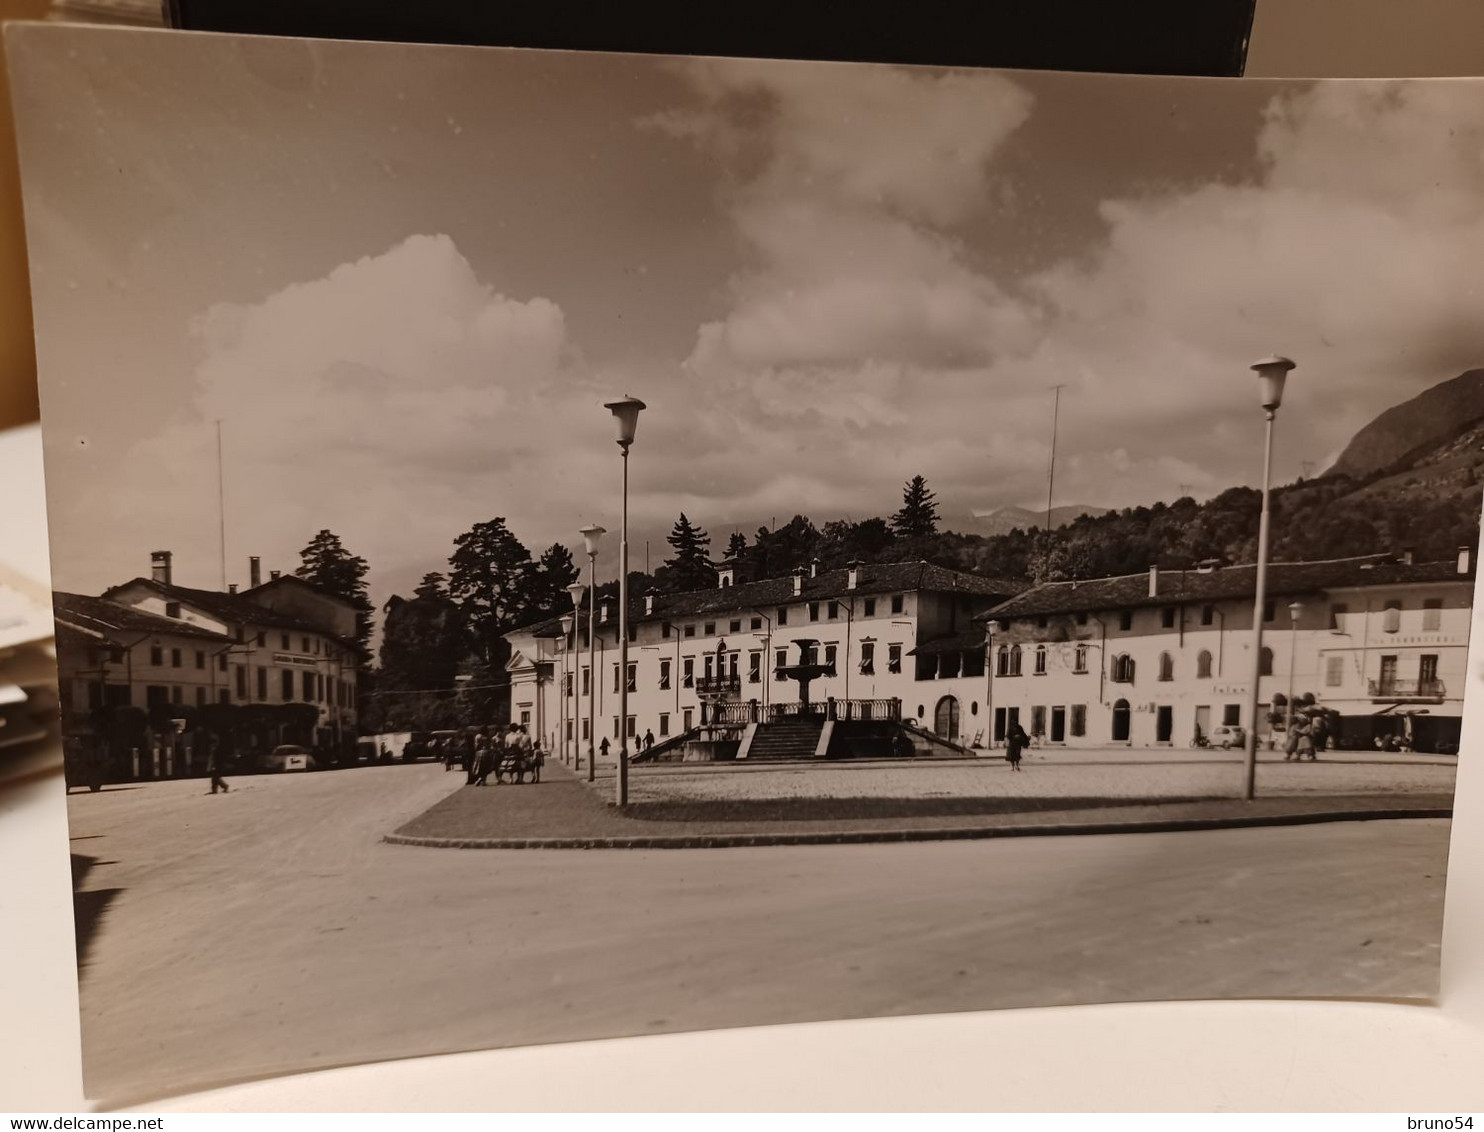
(599, 737, 611, 762)
(1005, 722, 1028, 771)
(1293, 716, 1316, 762)
(1283, 719, 1301, 761)
(205, 737, 230, 795)
(643, 729, 655, 752)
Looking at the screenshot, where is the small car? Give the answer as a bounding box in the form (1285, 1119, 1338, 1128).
(1208, 724, 1246, 749)
(258, 744, 317, 773)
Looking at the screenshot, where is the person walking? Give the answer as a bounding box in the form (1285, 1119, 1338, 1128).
(205, 736, 230, 795)
(1308, 709, 1329, 760)
(1293, 715, 1316, 763)
(643, 729, 655, 753)
(1005, 721, 1029, 772)
(599, 736, 611, 763)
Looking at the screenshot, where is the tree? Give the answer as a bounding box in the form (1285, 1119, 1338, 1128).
(891, 475, 940, 540)
(525, 543, 581, 620)
(413, 572, 447, 601)
(376, 584, 466, 731)
(447, 518, 534, 663)
(657, 513, 715, 592)
(725, 530, 748, 563)
(295, 529, 375, 665)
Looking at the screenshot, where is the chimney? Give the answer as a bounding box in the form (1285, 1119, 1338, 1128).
(810, 557, 821, 578)
(717, 564, 734, 589)
(1148, 564, 1158, 598)
(792, 567, 805, 597)
(249, 556, 262, 587)
(644, 594, 655, 615)
(150, 550, 173, 586)
(270, 569, 281, 581)
(846, 560, 861, 591)
(1400, 546, 1414, 566)
(1459, 546, 1472, 575)
(227, 583, 238, 594)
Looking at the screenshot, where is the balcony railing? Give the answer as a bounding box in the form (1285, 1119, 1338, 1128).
(695, 674, 742, 697)
(1368, 677, 1446, 699)
(767, 698, 901, 723)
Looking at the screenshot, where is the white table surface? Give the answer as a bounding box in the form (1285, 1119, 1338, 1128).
(4, 418, 1484, 1113)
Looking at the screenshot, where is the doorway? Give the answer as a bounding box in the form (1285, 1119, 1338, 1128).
(934, 696, 961, 743)
(1194, 705, 1211, 745)
(1112, 699, 1131, 743)
(1156, 705, 1173, 744)
(1050, 706, 1066, 743)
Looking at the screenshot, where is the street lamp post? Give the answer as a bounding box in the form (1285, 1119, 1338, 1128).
(1286, 601, 1303, 738)
(604, 396, 646, 807)
(565, 582, 586, 768)
(984, 620, 996, 749)
(559, 611, 575, 767)
(1242, 355, 1296, 801)
(579, 523, 606, 782)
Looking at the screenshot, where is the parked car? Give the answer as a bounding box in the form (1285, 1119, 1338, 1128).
(401, 731, 431, 761)
(1208, 724, 1245, 749)
(257, 744, 318, 773)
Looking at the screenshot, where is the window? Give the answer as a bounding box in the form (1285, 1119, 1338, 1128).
(824, 644, 837, 671)
(218, 653, 227, 672)
(628, 624, 637, 643)
(195, 650, 205, 669)
(170, 685, 183, 705)
(661, 623, 671, 639)
(1076, 612, 1089, 626)
(1161, 607, 1176, 629)
(218, 688, 230, 704)
(704, 622, 716, 636)
(1223, 704, 1241, 726)
(1070, 704, 1086, 737)
(582, 667, 591, 696)
(302, 636, 310, 652)
(1009, 645, 1023, 677)
(565, 721, 573, 741)
(1201, 604, 1215, 626)
(564, 671, 574, 696)
(891, 594, 904, 614)
(730, 619, 742, 633)
(860, 641, 875, 675)
(683, 708, 694, 731)
(145, 684, 169, 707)
(659, 660, 671, 690)
(626, 663, 637, 693)
(775, 649, 787, 679)
(750, 617, 762, 631)
(581, 718, 590, 741)
(828, 601, 839, 620)
(659, 713, 671, 737)
(281, 670, 293, 701)
(1196, 650, 1212, 678)
(313, 638, 320, 654)
(684, 624, 695, 638)
(613, 716, 620, 738)
(778, 607, 789, 626)
(1259, 646, 1274, 676)
(1328, 603, 1348, 631)
(281, 633, 290, 649)
(1034, 645, 1047, 675)
(256, 667, 267, 700)
(703, 653, 714, 681)
(749, 652, 762, 683)
(613, 664, 621, 693)
(149, 645, 163, 666)
(1325, 656, 1344, 687)
(809, 602, 820, 622)
(1037, 616, 1048, 629)
(683, 658, 695, 688)
(1119, 610, 1132, 631)
(256, 632, 266, 646)
(1031, 706, 1046, 736)
(888, 644, 902, 673)
(996, 645, 1009, 677)
(169, 647, 181, 668)
(864, 599, 876, 617)
(1074, 644, 1088, 673)
(236, 665, 247, 698)
(1423, 598, 1443, 632)
(1420, 654, 1439, 689)
(1158, 652, 1173, 681)
(302, 671, 315, 701)
(165, 601, 181, 618)
(1111, 654, 1135, 683)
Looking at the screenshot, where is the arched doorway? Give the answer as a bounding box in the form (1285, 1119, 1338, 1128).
(934, 696, 961, 743)
(1112, 698, 1131, 743)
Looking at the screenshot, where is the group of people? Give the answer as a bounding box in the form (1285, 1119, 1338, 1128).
(434, 723, 540, 786)
(1283, 710, 1331, 762)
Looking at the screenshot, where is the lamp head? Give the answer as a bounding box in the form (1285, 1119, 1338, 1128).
(566, 582, 586, 609)
(559, 613, 575, 634)
(578, 523, 606, 557)
(604, 395, 647, 448)
(1288, 600, 1303, 621)
(1251, 355, 1296, 413)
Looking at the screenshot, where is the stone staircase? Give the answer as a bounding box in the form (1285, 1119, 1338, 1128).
(740, 716, 826, 761)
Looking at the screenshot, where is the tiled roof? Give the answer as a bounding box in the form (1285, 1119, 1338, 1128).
(909, 629, 989, 656)
(101, 577, 358, 645)
(54, 591, 227, 642)
(983, 555, 1475, 620)
(506, 561, 1026, 641)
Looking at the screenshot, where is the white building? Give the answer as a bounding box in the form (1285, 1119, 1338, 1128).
(981, 550, 1475, 752)
(505, 560, 1026, 755)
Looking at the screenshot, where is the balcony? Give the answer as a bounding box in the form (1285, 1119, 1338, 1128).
(695, 674, 742, 697)
(1368, 677, 1446, 701)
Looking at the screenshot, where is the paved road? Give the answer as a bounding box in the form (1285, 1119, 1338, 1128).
(67, 764, 1450, 1103)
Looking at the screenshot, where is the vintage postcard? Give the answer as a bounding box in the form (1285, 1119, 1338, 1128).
(7, 23, 1480, 1103)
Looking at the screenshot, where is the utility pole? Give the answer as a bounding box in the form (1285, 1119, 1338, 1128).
(1045, 384, 1066, 532)
(215, 419, 227, 590)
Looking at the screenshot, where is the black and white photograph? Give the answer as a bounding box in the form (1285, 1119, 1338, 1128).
(6, 22, 1482, 1105)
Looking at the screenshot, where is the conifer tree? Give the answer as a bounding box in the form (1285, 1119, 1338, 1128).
(891, 475, 941, 540)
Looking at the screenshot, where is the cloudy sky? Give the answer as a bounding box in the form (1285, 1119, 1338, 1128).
(10, 26, 1484, 607)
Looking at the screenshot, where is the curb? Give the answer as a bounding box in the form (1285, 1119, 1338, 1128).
(383, 805, 1452, 850)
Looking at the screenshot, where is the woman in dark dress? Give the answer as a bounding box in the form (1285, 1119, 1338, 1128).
(1006, 723, 1029, 771)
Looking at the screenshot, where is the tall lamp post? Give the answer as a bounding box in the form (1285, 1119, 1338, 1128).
(579, 523, 606, 781)
(558, 611, 575, 767)
(604, 396, 646, 807)
(565, 582, 586, 768)
(984, 620, 996, 749)
(1285, 601, 1303, 737)
(1242, 355, 1296, 801)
